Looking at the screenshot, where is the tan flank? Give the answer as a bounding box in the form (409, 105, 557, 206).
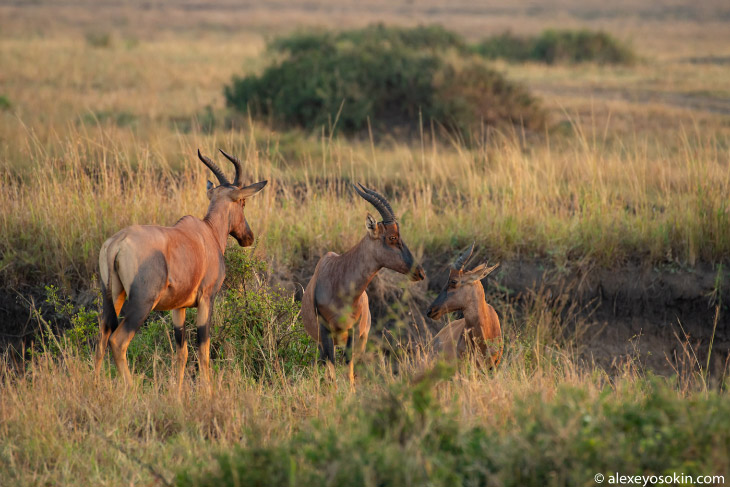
(301, 184, 426, 388)
(95, 149, 267, 395)
(427, 243, 502, 367)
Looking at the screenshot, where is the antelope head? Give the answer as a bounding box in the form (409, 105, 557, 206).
(353, 183, 425, 281)
(198, 149, 267, 247)
(427, 243, 499, 319)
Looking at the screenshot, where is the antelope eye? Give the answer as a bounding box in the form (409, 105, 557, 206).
(389, 236, 397, 242)
(449, 280, 457, 286)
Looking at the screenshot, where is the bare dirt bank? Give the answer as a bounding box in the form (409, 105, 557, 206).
(3, 260, 727, 377)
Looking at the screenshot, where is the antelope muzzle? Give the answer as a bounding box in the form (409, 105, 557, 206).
(234, 220, 255, 247)
(426, 289, 448, 319)
(410, 264, 426, 282)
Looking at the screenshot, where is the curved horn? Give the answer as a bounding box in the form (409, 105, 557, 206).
(452, 242, 475, 270)
(197, 149, 230, 186)
(353, 183, 395, 224)
(218, 148, 243, 187)
(357, 183, 395, 221)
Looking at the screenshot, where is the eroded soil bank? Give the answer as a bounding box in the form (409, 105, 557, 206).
(2, 259, 728, 377)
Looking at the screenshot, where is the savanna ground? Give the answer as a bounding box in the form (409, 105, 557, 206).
(1, 1, 730, 485)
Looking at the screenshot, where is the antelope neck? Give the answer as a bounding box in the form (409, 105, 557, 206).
(462, 285, 490, 337)
(338, 236, 383, 302)
(203, 199, 232, 253)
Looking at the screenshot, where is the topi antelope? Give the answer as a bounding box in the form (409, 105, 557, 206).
(301, 184, 425, 387)
(426, 243, 502, 366)
(95, 149, 267, 394)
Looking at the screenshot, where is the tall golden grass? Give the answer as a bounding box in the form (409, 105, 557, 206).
(1, 118, 728, 286)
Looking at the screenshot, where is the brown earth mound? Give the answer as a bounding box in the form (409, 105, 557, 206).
(2, 260, 727, 378)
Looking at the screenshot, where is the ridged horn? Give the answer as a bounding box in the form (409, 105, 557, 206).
(218, 148, 243, 187)
(197, 149, 230, 186)
(452, 242, 475, 270)
(353, 183, 395, 224)
(357, 183, 395, 221)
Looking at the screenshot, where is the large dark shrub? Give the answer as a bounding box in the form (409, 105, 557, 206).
(475, 29, 636, 65)
(225, 25, 544, 136)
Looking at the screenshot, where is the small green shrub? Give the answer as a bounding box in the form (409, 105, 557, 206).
(225, 25, 544, 136)
(39, 284, 99, 359)
(215, 249, 314, 381)
(85, 31, 112, 48)
(0, 94, 11, 111)
(271, 24, 467, 56)
(126, 313, 173, 374)
(475, 29, 636, 65)
(474, 31, 534, 61)
(176, 374, 730, 487)
(81, 110, 137, 128)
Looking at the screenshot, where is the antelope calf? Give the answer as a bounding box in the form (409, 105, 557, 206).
(301, 184, 425, 387)
(426, 244, 502, 366)
(96, 149, 267, 394)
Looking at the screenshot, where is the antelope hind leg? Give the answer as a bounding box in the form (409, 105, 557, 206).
(172, 308, 187, 396)
(95, 282, 124, 378)
(345, 327, 355, 390)
(196, 299, 213, 397)
(318, 322, 337, 389)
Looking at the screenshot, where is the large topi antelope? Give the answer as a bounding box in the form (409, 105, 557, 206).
(426, 244, 502, 366)
(95, 149, 267, 394)
(301, 184, 426, 387)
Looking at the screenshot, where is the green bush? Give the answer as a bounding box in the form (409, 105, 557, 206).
(37, 284, 100, 359)
(225, 25, 544, 136)
(475, 29, 636, 65)
(474, 31, 534, 61)
(85, 31, 112, 48)
(214, 249, 314, 381)
(271, 24, 468, 56)
(177, 373, 730, 487)
(0, 94, 11, 111)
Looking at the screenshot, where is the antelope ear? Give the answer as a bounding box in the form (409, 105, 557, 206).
(366, 212, 381, 238)
(206, 180, 214, 191)
(460, 262, 499, 284)
(206, 180, 215, 200)
(229, 180, 268, 201)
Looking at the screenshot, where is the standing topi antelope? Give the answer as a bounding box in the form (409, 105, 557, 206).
(426, 243, 502, 366)
(95, 149, 267, 394)
(301, 184, 426, 387)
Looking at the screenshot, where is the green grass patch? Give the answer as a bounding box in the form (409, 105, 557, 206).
(0, 94, 11, 111)
(177, 370, 729, 487)
(475, 29, 636, 64)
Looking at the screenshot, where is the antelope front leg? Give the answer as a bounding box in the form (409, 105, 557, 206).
(196, 299, 213, 397)
(318, 322, 337, 390)
(345, 327, 355, 390)
(171, 308, 187, 396)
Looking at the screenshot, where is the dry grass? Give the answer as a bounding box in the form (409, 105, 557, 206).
(2, 118, 729, 286)
(0, 303, 723, 486)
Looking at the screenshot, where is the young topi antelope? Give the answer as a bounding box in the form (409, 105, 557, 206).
(426, 244, 502, 366)
(96, 149, 267, 394)
(301, 184, 426, 387)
